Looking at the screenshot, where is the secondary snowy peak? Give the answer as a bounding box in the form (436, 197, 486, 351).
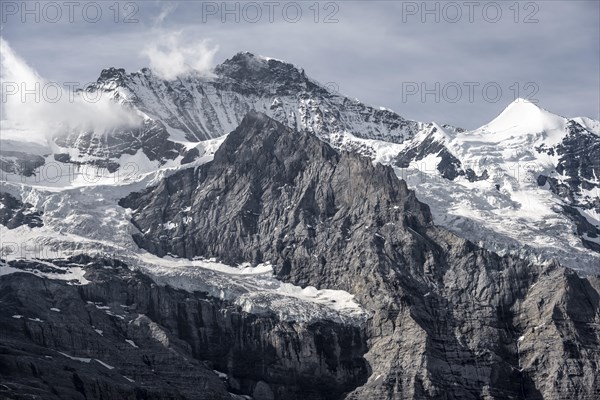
(477, 98, 567, 140)
(572, 116, 600, 135)
(394, 123, 485, 182)
(390, 98, 600, 272)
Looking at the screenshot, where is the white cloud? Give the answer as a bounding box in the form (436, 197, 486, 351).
(154, 3, 179, 28)
(0, 37, 142, 141)
(142, 31, 219, 80)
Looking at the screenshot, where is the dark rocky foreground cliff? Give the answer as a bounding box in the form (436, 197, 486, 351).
(118, 113, 600, 399)
(0, 256, 368, 400)
(2, 112, 600, 400)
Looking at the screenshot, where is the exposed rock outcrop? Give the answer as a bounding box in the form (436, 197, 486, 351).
(0, 255, 368, 400)
(0, 192, 43, 230)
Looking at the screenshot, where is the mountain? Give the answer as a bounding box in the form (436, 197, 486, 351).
(393, 99, 600, 272)
(0, 255, 369, 400)
(3, 54, 596, 273)
(1, 52, 600, 399)
(4, 52, 598, 274)
(57, 52, 423, 169)
(3, 112, 599, 399)
(119, 112, 600, 399)
(1, 52, 427, 193)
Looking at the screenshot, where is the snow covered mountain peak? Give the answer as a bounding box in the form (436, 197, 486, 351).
(218, 51, 300, 71)
(499, 97, 544, 117)
(477, 98, 567, 140)
(79, 52, 423, 157)
(97, 67, 127, 83)
(392, 97, 600, 272)
(221, 51, 284, 68)
(1, 51, 427, 191)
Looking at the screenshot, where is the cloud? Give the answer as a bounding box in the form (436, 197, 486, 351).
(1, 2, 597, 128)
(0, 37, 142, 140)
(142, 31, 219, 80)
(154, 3, 179, 28)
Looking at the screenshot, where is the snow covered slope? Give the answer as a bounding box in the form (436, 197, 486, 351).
(2, 52, 426, 183)
(101, 52, 423, 144)
(572, 116, 600, 135)
(393, 99, 599, 272)
(0, 146, 367, 325)
(50, 52, 425, 170)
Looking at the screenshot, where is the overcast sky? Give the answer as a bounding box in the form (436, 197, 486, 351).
(1, 0, 599, 129)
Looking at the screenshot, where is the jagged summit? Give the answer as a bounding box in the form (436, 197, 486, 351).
(81, 52, 421, 147)
(95, 52, 304, 85)
(213, 51, 312, 94)
(217, 51, 302, 72)
(95, 67, 129, 87)
(98, 67, 126, 79)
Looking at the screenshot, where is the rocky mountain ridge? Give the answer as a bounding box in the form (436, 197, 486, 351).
(76, 52, 423, 164)
(118, 112, 600, 399)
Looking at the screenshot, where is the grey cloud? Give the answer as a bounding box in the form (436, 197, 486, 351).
(1, 0, 597, 129)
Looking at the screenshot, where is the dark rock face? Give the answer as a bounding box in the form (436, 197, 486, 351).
(120, 112, 432, 282)
(213, 52, 321, 97)
(561, 204, 600, 251)
(536, 120, 600, 252)
(555, 121, 600, 194)
(120, 112, 600, 399)
(0, 192, 43, 229)
(0, 256, 368, 400)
